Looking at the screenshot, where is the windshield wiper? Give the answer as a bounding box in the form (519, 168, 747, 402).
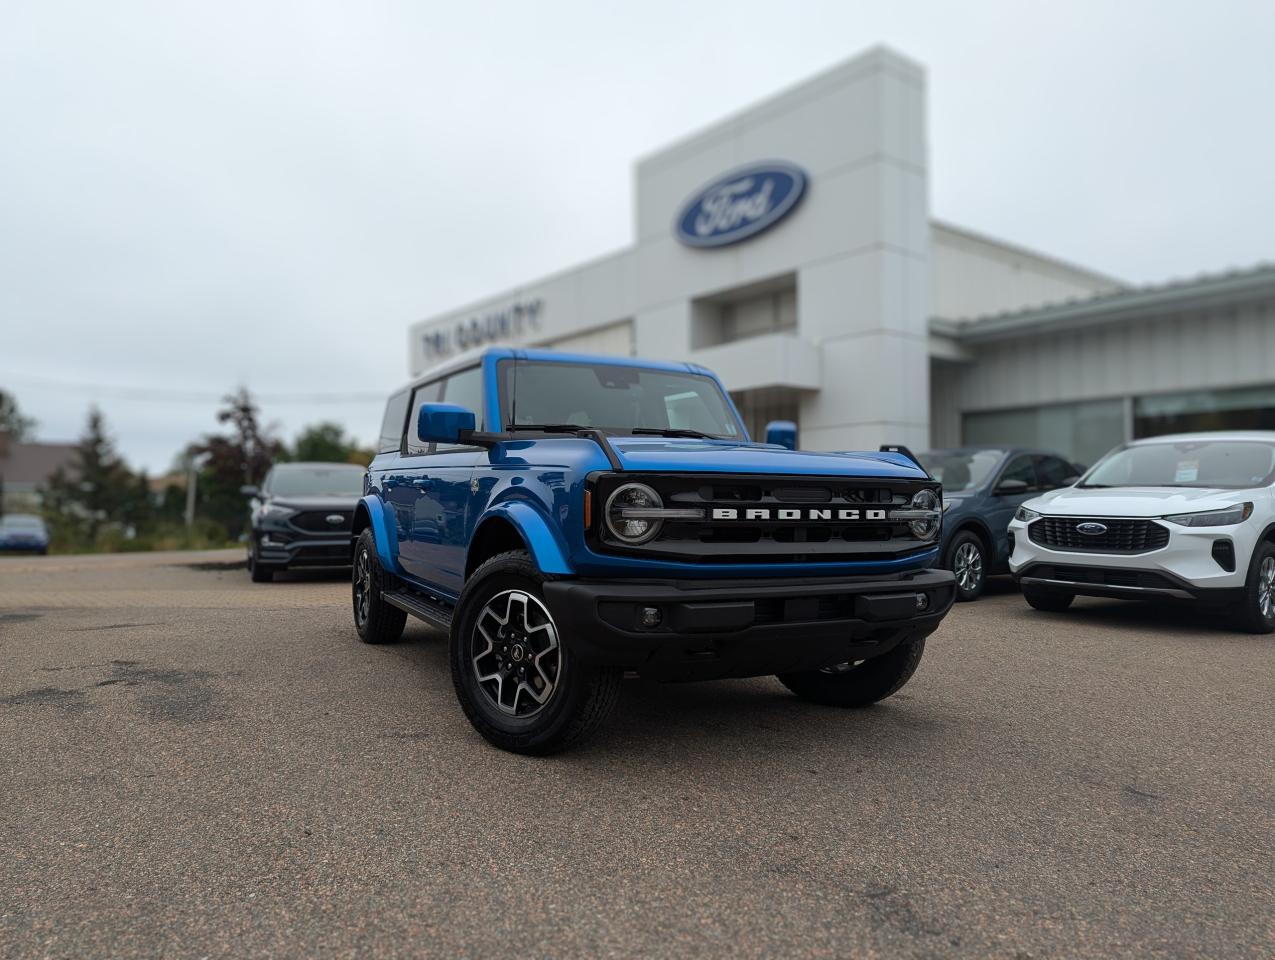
(631, 427, 718, 440)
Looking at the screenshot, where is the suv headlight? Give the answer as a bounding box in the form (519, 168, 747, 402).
(258, 503, 294, 521)
(605, 483, 665, 544)
(1163, 503, 1252, 527)
(1015, 506, 1042, 523)
(907, 489, 940, 540)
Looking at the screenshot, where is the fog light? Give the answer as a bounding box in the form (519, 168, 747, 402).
(915, 593, 929, 611)
(638, 606, 663, 628)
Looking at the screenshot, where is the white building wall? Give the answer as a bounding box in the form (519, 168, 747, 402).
(942, 300, 1275, 413)
(930, 221, 1122, 322)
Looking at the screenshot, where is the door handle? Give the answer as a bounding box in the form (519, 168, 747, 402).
(412, 478, 437, 490)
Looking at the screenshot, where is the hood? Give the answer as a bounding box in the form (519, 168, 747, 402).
(1028, 486, 1247, 518)
(606, 437, 928, 479)
(267, 495, 363, 511)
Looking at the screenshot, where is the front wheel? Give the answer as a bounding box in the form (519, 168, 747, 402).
(946, 531, 987, 602)
(450, 550, 621, 755)
(1233, 542, 1275, 634)
(249, 548, 276, 583)
(777, 637, 925, 707)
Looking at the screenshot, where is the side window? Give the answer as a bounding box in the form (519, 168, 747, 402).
(436, 366, 485, 453)
(1035, 455, 1077, 489)
(377, 390, 411, 454)
(997, 454, 1038, 492)
(404, 380, 443, 456)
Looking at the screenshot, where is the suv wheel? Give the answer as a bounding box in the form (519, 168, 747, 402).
(249, 547, 275, 583)
(1233, 541, 1275, 634)
(352, 528, 407, 644)
(1023, 585, 1075, 612)
(777, 637, 925, 707)
(946, 531, 986, 602)
(451, 550, 621, 755)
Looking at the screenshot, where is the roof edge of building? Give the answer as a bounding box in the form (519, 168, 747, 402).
(936, 261, 1275, 343)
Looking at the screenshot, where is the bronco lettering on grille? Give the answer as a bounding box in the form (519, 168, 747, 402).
(711, 507, 890, 521)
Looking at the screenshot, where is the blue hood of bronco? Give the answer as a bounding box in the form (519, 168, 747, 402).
(606, 437, 927, 479)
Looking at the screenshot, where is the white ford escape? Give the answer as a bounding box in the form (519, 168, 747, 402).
(1008, 432, 1275, 633)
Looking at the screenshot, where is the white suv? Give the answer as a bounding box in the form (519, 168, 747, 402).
(1008, 432, 1275, 633)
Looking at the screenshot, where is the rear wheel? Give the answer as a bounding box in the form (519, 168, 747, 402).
(946, 530, 986, 602)
(1233, 542, 1275, 634)
(451, 550, 621, 755)
(777, 637, 925, 707)
(1023, 585, 1074, 612)
(352, 528, 407, 644)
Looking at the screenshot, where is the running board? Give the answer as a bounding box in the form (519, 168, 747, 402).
(383, 590, 455, 631)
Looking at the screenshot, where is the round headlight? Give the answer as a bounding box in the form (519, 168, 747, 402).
(605, 483, 664, 544)
(909, 489, 940, 540)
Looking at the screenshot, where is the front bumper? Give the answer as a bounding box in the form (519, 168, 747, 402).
(254, 532, 352, 569)
(542, 568, 955, 681)
(1007, 513, 1257, 600)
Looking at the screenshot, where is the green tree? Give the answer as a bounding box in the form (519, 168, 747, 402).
(289, 421, 374, 466)
(191, 388, 282, 538)
(0, 389, 36, 441)
(42, 407, 134, 546)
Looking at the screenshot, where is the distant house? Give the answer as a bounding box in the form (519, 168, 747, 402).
(0, 431, 77, 514)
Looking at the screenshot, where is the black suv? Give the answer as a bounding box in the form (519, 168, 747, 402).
(242, 462, 366, 582)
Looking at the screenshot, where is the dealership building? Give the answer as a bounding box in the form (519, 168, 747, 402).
(408, 46, 1275, 466)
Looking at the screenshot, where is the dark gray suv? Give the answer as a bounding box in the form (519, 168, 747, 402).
(919, 448, 1083, 601)
(241, 462, 366, 582)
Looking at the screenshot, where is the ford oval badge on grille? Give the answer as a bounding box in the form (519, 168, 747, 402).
(1076, 522, 1108, 536)
(326, 514, 345, 525)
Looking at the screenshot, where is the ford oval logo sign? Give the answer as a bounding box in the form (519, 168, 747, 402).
(1076, 522, 1108, 536)
(675, 161, 807, 248)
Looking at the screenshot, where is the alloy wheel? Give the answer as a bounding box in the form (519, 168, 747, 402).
(471, 590, 562, 717)
(1258, 556, 1275, 620)
(354, 548, 372, 627)
(954, 541, 984, 593)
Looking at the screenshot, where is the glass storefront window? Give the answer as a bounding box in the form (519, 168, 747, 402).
(963, 398, 1126, 468)
(1134, 385, 1275, 438)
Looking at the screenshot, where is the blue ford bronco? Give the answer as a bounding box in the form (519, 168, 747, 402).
(352, 347, 955, 754)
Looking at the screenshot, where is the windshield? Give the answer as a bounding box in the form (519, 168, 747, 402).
(919, 449, 1005, 494)
(266, 466, 366, 498)
(0, 515, 44, 530)
(498, 360, 744, 439)
(1082, 439, 1275, 489)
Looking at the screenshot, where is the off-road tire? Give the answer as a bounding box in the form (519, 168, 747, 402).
(249, 549, 276, 583)
(353, 528, 407, 644)
(1232, 541, 1275, 634)
(451, 550, 621, 755)
(946, 530, 987, 602)
(777, 637, 925, 707)
(1023, 585, 1075, 612)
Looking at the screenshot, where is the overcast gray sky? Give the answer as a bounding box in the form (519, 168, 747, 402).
(2, 0, 1272, 472)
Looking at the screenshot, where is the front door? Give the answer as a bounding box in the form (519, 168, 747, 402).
(987, 453, 1039, 563)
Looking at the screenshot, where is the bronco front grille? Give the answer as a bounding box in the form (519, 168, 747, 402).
(591, 473, 939, 564)
(1028, 517, 1169, 554)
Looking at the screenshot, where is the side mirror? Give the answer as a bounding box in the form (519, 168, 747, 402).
(418, 402, 477, 444)
(995, 478, 1030, 495)
(239, 484, 259, 497)
(764, 420, 798, 451)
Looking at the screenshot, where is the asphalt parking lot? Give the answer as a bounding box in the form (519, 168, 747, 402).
(1, 550, 1271, 959)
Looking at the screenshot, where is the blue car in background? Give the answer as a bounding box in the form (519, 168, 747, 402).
(919, 448, 1083, 601)
(0, 514, 50, 554)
